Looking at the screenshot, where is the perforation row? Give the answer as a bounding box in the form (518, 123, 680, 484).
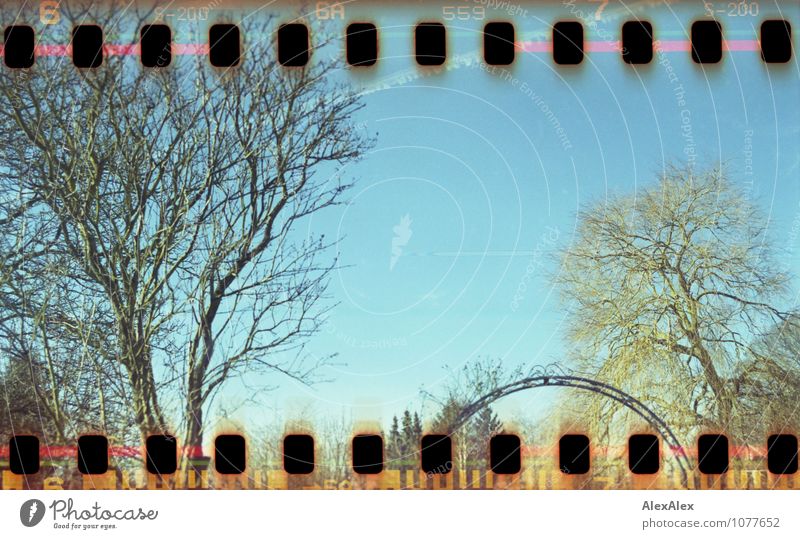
(7, 432, 799, 477)
(1, 19, 793, 70)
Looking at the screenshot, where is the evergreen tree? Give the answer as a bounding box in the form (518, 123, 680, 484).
(473, 406, 502, 439)
(468, 406, 503, 463)
(387, 415, 401, 461)
(431, 398, 462, 434)
(412, 412, 423, 440)
(400, 410, 414, 460)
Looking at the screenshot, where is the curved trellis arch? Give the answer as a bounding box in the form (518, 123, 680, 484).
(446, 368, 691, 487)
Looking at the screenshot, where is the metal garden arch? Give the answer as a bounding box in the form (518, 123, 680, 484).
(445, 365, 691, 486)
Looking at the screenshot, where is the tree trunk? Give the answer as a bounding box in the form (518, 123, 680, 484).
(183, 389, 204, 459)
(127, 357, 165, 439)
(693, 344, 733, 428)
(182, 315, 215, 464)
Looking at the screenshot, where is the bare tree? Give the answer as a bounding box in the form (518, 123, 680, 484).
(0, 101, 130, 443)
(553, 166, 796, 438)
(0, 7, 372, 456)
(731, 317, 800, 441)
(426, 359, 510, 470)
(178, 44, 369, 456)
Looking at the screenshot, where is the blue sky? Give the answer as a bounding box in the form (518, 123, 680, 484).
(202, 1, 800, 431)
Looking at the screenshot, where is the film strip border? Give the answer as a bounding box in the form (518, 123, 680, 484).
(0, 18, 794, 69)
(2, 432, 799, 489)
